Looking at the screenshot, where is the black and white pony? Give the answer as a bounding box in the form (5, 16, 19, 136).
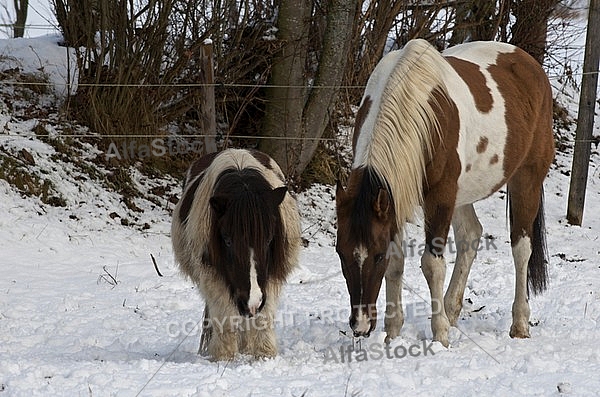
(172, 149, 301, 360)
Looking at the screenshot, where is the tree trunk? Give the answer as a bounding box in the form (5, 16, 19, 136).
(13, 0, 28, 38)
(450, 0, 499, 45)
(510, 0, 559, 64)
(259, 0, 311, 177)
(344, 0, 403, 106)
(260, 0, 357, 181)
(296, 0, 358, 175)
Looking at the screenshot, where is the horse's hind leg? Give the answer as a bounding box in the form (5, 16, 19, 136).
(507, 167, 547, 339)
(444, 204, 483, 326)
(384, 230, 405, 344)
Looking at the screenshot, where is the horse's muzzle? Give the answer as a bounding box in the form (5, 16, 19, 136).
(350, 312, 374, 338)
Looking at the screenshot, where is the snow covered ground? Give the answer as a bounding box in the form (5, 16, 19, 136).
(1, 26, 600, 397)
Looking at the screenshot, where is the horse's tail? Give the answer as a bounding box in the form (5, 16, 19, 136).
(527, 188, 549, 296)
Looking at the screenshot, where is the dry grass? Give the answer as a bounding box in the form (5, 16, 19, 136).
(0, 151, 66, 207)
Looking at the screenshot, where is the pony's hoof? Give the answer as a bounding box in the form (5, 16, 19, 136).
(433, 328, 449, 347)
(384, 333, 396, 345)
(247, 336, 278, 358)
(384, 321, 403, 344)
(253, 350, 276, 359)
(509, 324, 530, 339)
(433, 336, 449, 348)
(251, 344, 277, 359)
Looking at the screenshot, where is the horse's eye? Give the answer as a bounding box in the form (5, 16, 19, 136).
(374, 253, 385, 265)
(223, 235, 232, 247)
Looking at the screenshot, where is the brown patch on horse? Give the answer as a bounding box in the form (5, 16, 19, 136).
(249, 148, 286, 182)
(465, 164, 472, 172)
(179, 175, 203, 224)
(422, 88, 461, 252)
(490, 154, 499, 165)
(476, 136, 489, 153)
(446, 56, 493, 113)
(249, 149, 273, 170)
(186, 152, 219, 188)
(487, 48, 555, 183)
(353, 96, 373, 152)
(179, 153, 220, 223)
(423, 89, 461, 190)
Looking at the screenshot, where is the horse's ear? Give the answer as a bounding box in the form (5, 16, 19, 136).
(265, 186, 288, 208)
(209, 195, 229, 217)
(335, 180, 346, 205)
(373, 188, 391, 220)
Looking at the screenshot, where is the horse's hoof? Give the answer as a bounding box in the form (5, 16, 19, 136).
(433, 331, 449, 347)
(384, 334, 395, 345)
(509, 324, 530, 339)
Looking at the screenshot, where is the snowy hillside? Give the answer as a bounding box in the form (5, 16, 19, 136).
(1, 33, 600, 396)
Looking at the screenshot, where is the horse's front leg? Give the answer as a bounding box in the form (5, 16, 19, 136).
(206, 311, 239, 361)
(241, 283, 279, 358)
(198, 304, 212, 355)
(384, 231, 405, 344)
(421, 250, 450, 347)
(421, 198, 454, 347)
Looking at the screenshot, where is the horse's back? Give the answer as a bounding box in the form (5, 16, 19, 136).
(438, 41, 553, 206)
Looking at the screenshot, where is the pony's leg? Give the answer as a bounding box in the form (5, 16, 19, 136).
(384, 230, 405, 344)
(507, 172, 545, 339)
(198, 304, 212, 355)
(241, 284, 278, 358)
(444, 204, 483, 326)
(203, 300, 240, 360)
(509, 234, 531, 338)
(421, 194, 454, 347)
(207, 315, 239, 360)
(421, 250, 450, 347)
(241, 313, 277, 358)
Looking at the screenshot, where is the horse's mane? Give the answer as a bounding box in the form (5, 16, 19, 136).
(354, 39, 450, 225)
(181, 149, 300, 281)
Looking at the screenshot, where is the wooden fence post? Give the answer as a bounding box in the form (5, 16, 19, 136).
(566, 0, 600, 225)
(200, 39, 217, 154)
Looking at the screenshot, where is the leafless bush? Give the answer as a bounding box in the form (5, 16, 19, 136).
(50, 0, 582, 181)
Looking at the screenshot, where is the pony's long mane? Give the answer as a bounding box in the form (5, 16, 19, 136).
(176, 149, 300, 284)
(208, 168, 287, 280)
(354, 39, 450, 224)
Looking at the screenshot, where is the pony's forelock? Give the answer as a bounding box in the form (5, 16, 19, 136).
(340, 167, 393, 247)
(209, 169, 282, 268)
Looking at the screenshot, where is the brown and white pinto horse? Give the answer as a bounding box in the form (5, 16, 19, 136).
(172, 149, 300, 360)
(336, 39, 554, 347)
